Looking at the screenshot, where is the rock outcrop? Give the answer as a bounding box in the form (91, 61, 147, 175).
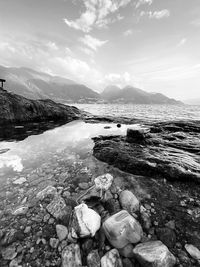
(0, 87, 81, 125)
(93, 122, 200, 182)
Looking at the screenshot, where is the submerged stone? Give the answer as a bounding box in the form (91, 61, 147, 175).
(101, 249, 123, 267)
(185, 244, 200, 261)
(56, 224, 68, 241)
(103, 210, 143, 249)
(133, 240, 176, 267)
(87, 249, 101, 267)
(119, 190, 140, 213)
(94, 173, 113, 192)
(62, 243, 82, 267)
(74, 203, 101, 237)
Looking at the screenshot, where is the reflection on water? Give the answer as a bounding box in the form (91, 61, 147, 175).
(0, 120, 134, 180)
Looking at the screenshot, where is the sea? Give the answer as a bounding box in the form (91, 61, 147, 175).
(73, 103, 200, 121)
(0, 104, 199, 212)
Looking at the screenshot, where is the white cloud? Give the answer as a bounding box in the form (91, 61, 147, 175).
(124, 29, 133, 36)
(105, 71, 141, 87)
(135, 0, 153, 9)
(64, 0, 131, 32)
(79, 34, 108, 51)
(177, 38, 187, 47)
(191, 18, 200, 27)
(140, 9, 170, 19)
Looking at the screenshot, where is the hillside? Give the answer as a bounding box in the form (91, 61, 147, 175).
(0, 65, 100, 103)
(0, 87, 82, 125)
(101, 85, 182, 104)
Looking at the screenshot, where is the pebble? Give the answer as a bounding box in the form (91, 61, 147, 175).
(13, 177, 27, 185)
(185, 244, 200, 261)
(56, 224, 68, 241)
(101, 249, 123, 267)
(2, 245, 17, 260)
(87, 249, 101, 267)
(49, 238, 59, 249)
(78, 182, 90, 190)
(133, 240, 176, 267)
(62, 243, 82, 267)
(119, 190, 140, 213)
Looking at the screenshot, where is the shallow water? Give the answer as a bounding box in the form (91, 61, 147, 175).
(0, 120, 138, 212)
(73, 104, 200, 121)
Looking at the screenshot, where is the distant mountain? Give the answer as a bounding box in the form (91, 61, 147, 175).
(0, 65, 100, 103)
(101, 85, 182, 104)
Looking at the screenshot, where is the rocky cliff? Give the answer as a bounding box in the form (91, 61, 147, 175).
(0, 87, 82, 125)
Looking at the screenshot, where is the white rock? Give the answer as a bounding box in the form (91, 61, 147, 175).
(185, 244, 200, 261)
(12, 206, 28, 216)
(94, 173, 113, 191)
(103, 210, 143, 249)
(56, 224, 68, 241)
(36, 186, 57, 200)
(119, 190, 140, 213)
(101, 249, 123, 267)
(74, 203, 101, 237)
(62, 243, 82, 267)
(13, 177, 26, 185)
(133, 241, 176, 267)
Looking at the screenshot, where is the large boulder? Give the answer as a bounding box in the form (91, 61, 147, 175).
(119, 190, 140, 213)
(133, 240, 176, 267)
(101, 249, 123, 267)
(74, 203, 101, 237)
(103, 210, 143, 249)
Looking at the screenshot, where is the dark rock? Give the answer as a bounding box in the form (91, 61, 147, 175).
(104, 199, 121, 215)
(126, 127, 150, 143)
(0, 87, 81, 125)
(156, 227, 176, 249)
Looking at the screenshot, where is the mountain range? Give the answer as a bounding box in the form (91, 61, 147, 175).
(0, 65, 182, 104)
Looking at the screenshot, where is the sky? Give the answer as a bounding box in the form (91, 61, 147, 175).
(0, 0, 200, 100)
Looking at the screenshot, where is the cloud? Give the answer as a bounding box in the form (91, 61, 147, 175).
(135, 0, 153, 9)
(140, 9, 170, 19)
(64, 0, 131, 32)
(104, 71, 141, 87)
(191, 18, 200, 27)
(0, 35, 102, 87)
(79, 34, 108, 51)
(124, 29, 133, 36)
(177, 38, 187, 47)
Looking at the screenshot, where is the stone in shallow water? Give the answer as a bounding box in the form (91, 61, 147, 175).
(119, 190, 140, 213)
(46, 195, 71, 222)
(94, 173, 113, 191)
(185, 244, 200, 261)
(36, 186, 57, 200)
(101, 249, 123, 267)
(13, 177, 27, 185)
(74, 203, 101, 237)
(156, 227, 176, 249)
(118, 243, 134, 258)
(87, 249, 101, 267)
(133, 240, 176, 267)
(56, 224, 68, 241)
(62, 243, 82, 267)
(12, 206, 28, 216)
(1, 245, 17, 260)
(78, 182, 89, 190)
(103, 210, 143, 249)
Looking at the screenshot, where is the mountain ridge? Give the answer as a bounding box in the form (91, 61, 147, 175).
(0, 65, 182, 104)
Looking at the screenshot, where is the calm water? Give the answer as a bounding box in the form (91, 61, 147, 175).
(73, 104, 200, 121)
(0, 121, 139, 212)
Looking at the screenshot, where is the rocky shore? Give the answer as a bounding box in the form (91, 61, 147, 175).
(0, 87, 82, 125)
(0, 94, 200, 267)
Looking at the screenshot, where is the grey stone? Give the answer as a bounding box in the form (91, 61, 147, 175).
(56, 224, 68, 241)
(62, 243, 82, 267)
(101, 249, 123, 267)
(133, 240, 176, 267)
(119, 190, 140, 213)
(87, 250, 101, 267)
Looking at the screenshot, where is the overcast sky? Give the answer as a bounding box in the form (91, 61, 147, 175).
(0, 0, 200, 100)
